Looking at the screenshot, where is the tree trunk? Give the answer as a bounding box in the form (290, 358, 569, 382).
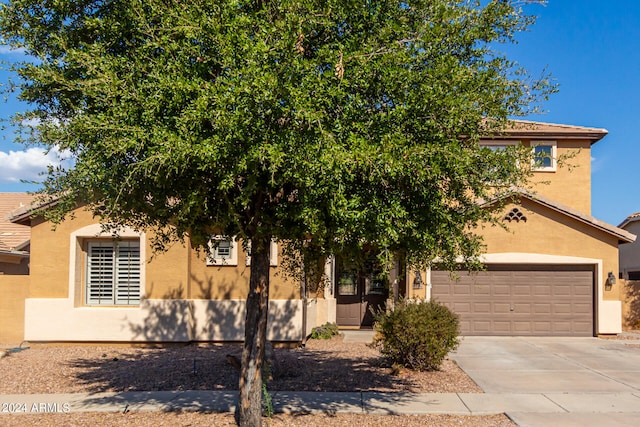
(236, 235, 271, 427)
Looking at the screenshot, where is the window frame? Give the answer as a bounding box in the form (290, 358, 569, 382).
(531, 140, 557, 172)
(207, 236, 239, 266)
(478, 140, 519, 152)
(85, 239, 141, 306)
(478, 140, 520, 181)
(245, 239, 278, 267)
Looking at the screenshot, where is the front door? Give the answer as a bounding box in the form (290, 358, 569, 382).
(336, 258, 388, 327)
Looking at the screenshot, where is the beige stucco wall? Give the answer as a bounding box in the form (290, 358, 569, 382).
(621, 279, 640, 330)
(408, 195, 619, 304)
(29, 214, 79, 299)
(144, 242, 190, 300)
(0, 274, 29, 344)
(523, 139, 592, 214)
(404, 197, 623, 334)
(22, 206, 304, 342)
(23, 298, 304, 342)
(481, 199, 620, 301)
(187, 244, 298, 301)
(28, 207, 299, 303)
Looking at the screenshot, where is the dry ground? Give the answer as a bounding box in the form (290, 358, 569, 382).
(0, 335, 515, 426)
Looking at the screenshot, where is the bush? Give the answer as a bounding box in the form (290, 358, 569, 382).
(373, 299, 459, 371)
(310, 322, 340, 339)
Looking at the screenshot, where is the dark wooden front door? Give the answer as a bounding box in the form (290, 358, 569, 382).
(336, 258, 388, 327)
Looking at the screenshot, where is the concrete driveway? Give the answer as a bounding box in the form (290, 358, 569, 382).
(450, 335, 640, 426)
(451, 336, 640, 393)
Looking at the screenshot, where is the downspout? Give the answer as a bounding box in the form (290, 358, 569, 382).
(425, 264, 432, 302)
(300, 270, 309, 347)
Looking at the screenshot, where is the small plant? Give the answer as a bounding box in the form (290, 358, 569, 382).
(373, 298, 460, 371)
(262, 383, 273, 422)
(310, 322, 340, 340)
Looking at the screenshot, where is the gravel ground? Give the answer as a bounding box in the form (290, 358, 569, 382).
(0, 336, 481, 394)
(0, 335, 514, 426)
(0, 412, 516, 427)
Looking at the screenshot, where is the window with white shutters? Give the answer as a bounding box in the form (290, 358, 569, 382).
(206, 236, 238, 266)
(86, 241, 141, 305)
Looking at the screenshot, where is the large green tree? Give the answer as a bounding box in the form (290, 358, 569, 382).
(0, 1, 550, 425)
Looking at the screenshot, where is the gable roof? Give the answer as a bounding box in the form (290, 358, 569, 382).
(0, 192, 37, 255)
(482, 188, 635, 244)
(493, 120, 608, 144)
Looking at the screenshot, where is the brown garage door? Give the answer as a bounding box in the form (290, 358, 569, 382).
(431, 264, 594, 336)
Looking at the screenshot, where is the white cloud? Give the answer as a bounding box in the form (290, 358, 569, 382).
(591, 155, 605, 174)
(0, 147, 72, 183)
(20, 117, 42, 128)
(0, 45, 27, 55)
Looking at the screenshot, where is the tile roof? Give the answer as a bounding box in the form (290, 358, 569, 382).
(0, 192, 37, 252)
(491, 120, 608, 143)
(618, 211, 640, 229)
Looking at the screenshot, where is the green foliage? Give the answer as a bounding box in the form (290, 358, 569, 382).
(0, 3, 551, 423)
(310, 322, 340, 340)
(374, 299, 460, 371)
(0, 0, 552, 272)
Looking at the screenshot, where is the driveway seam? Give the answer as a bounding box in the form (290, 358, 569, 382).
(456, 392, 473, 414)
(541, 393, 569, 413)
(549, 348, 639, 392)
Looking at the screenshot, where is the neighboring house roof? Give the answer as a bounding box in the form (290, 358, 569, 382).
(618, 212, 640, 229)
(0, 192, 37, 256)
(494, 120, 608, 144)
(482, 188, 636, 244)
(8, 195, 59, 225)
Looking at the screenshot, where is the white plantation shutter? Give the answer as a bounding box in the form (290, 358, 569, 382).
(216, 240, 232, 259)
(87, 241, 140, 305)
(115, 241, 141, 304)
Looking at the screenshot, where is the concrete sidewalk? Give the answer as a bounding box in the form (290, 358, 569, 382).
(2, 390, 640, 418)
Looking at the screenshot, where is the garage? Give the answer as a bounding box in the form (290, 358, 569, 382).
(430, 264, 594, 336)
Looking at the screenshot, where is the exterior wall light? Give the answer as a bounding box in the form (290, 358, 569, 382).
(605, 272, 616, 290)
(413, 270, 423, 289)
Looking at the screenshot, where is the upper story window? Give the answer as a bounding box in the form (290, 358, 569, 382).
(479, 140, 518, 152)
(478, 140, 520, 181)
(86, 240, 141, 306)
(531, 141, 557, 172)
(207, 236, 238, 266)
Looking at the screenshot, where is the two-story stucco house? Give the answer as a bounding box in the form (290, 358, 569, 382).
(1, 120, 634, 345)
(419, 121, 635, 336)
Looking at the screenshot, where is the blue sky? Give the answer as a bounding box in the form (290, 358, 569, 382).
(0, 1, 638, 226)
(504, 0, 640, 226)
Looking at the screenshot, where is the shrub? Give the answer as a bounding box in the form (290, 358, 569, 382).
(373, 299, 459, 371)
(310, 322, 340, 339)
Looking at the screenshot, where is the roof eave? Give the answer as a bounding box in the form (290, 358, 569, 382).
(490, 120, 609, 144)
(8, 197, 60, 225)
(0, 249, 30, 260)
